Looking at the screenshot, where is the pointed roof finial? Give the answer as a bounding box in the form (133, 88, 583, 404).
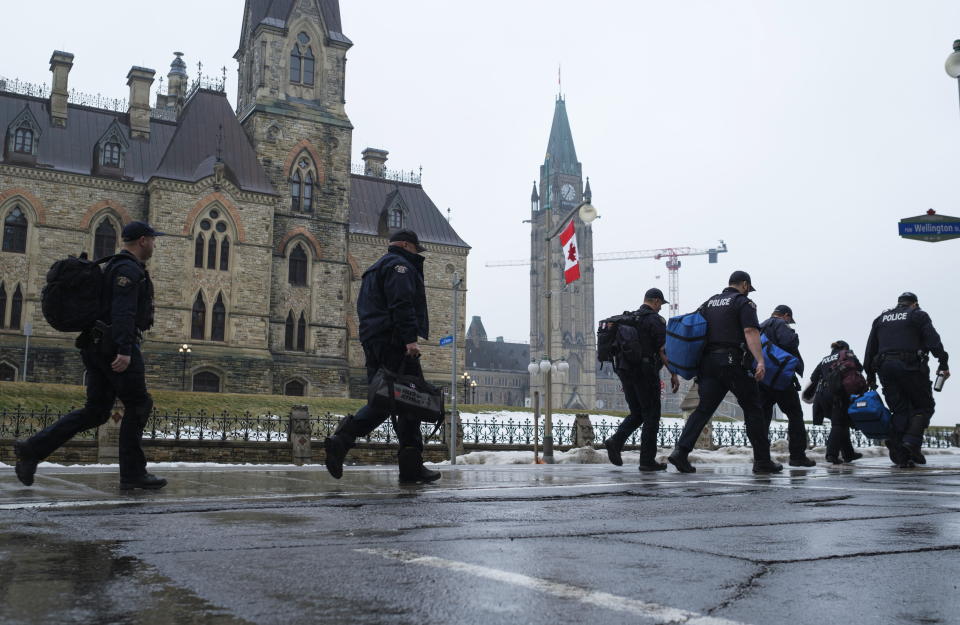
(558, 64, 562, 99)
(584, 176, 592, 203)
(531, 180, 539, 202)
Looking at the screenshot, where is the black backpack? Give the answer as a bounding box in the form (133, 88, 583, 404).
(597, 312, 644, 368)
(41, 253, 117, 332)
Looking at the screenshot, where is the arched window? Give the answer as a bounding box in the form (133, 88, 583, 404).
(191, 292, 206, 340)
(303, 172, 313, 213)
(194, 233, 205, 268)
(220, 238, 230, 271)
(211, 293, 226, 342)
(388, 207, 403, 229)
(13, 128, 33, 154)
(207, 234, 217, 269)
(3, 206, 28, 254)
(290, 170, 302, 212)
(9, 285, 22, 330)
(288, 245, 307, 286)
(0, 283, 5, 329)
(284, 379, 305, 396)
(284, 311, 294, 350)
(93, 220, 117, 260)
(103, 142, 122, 167)
(290, 32, 315, 85)
(0, 362, 16, 381)
(297, 312, 306, 351)
(193, 371, 221, 393)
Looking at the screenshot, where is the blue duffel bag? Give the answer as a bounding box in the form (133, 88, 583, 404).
(666, 312, 708, 380)
(847, 390, 891, 439)
(757, 333, 801, 391)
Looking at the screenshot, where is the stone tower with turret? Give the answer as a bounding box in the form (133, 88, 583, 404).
(529, 96, 596, 410)
(235, 0, 354, 389)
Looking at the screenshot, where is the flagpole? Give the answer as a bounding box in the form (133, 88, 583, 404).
(542, 200, 597, 464)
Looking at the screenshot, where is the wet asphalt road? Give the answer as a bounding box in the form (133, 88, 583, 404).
(1, 458, 959, 625)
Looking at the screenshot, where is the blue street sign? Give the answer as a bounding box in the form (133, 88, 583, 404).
(899, 210, 960, 242)
(439, 335, 454, 346)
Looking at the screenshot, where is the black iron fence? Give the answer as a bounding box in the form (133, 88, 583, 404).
(0, 407, 955, 449)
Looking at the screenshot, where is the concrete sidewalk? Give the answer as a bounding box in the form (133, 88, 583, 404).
(2, 459, 959, 625)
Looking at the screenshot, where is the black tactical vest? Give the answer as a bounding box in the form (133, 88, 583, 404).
(874, 305, 921, 354)
(701, 287, 755, 348)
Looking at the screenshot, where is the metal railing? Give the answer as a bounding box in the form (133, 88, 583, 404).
(0, 408, 954, 449)
(350, 163, 422, 185)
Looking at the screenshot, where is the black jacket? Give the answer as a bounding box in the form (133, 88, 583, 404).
(614, 305, 666, 374)
(101, 250, 155, 356)
(864, 304, 948, 376)
(357, 246, 429, 345)
(760, 316, 804, 376)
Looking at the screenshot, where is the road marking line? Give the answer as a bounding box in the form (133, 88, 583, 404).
(357, 548, 748, 625)
(708, 480, 960, 497)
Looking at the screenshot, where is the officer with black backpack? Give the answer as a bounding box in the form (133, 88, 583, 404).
(864, 292, 950, 468)
(667, 271, 783, 474)
(601, 288, 680, 471)
(14, 221, 166, 490)
(758, 305, 815, 467)
(323, 229, 441, 484)
(804, 340, 865, 464)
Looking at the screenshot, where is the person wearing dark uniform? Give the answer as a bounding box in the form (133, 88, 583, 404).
(758, 305, 814, 467)
(603, 288, 680, 471)
(864, 292, 950, 468)
(324, 229, 441, 484)
(667, 271, 783, 474)
(14, 221, 166, 490)
(805, 340, 863, 464)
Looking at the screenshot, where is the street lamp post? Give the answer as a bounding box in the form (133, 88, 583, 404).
(540, 200, 597, 463)
(945, 39, 960, 112)
(178, 343, 191, 390)
(461, 372, 471, 405)
(470, 380, 478, 404)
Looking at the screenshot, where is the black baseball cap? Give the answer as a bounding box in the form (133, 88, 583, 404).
(121, 221, 165, 241)
(644, 288, 669, 303)
(773, 304, 795, 321)
(389, 229, 427, 253)
(728, 270, 756, 292)
(898, 291, 918, 303)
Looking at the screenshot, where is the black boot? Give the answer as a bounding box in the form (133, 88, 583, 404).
(638, 461, 667, 472)
(13, 441, 38, 487)
(119, 473, 167, 490)
(824, 453, 842, 464)
(324, 435, 347, 479)
(901, 442, 926, 465)
(753, 459, 784, 474)
(398, 447, 441, 484)
(885, 440, 903, 465)
(841, 451, 863, 463)
(604, 438, 624, 466)
(668, 448, 695, 473)
(788, 455, 816, 467)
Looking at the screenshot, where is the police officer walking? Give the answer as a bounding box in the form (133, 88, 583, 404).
(667, 271, 782, 473)
(864, 292, 950, 468)
(806, 340, 863, 464)
(14, 222, 166, 490)
(324, 229, 441, 484)
(758, 305, 815, 467)
(603, 288, 680, 471)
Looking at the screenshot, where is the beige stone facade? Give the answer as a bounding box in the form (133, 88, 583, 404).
(0, 0, 468, 397)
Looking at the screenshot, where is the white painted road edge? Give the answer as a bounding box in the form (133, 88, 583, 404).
(357, 547, 749, 625)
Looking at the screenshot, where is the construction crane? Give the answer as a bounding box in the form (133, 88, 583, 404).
(486, 241, 728, 316)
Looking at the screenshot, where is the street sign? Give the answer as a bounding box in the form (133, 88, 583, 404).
(439, 335, 453, 346)
(899, 209, 960, 242)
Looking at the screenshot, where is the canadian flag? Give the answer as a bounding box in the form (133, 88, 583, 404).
(559, 220, 580, 284)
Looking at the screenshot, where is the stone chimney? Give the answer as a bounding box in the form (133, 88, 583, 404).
(49, 51, 74, 128)
(362, 147, 388, 177)
(126, 66, 156, 140)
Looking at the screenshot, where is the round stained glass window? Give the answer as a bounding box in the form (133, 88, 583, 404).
(200, 219, 212, 231)
(216, 222, 227, 233)
(209, 209, 220, 219)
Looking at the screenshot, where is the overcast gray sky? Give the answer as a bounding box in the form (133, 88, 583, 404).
(4, 1, 960, 425)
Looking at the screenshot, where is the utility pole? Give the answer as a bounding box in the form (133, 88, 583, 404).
(449, 273, 463, 464)
(22, 322, 32, 382)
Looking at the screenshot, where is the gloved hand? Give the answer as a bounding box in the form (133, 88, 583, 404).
(792, 378, 802, 391)
(867, 375, 878, 391)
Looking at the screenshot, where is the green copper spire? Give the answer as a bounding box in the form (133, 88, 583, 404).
(545, 96, 579, 176)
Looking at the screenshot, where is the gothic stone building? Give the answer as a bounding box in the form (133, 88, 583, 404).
(464, 316, 529, 407)
(0, 0, 468, 396)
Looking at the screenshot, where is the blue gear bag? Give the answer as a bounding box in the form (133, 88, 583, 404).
(666, 312, 708, 380)
(847, 390, 891, 439)
(756, 333, 801, 391)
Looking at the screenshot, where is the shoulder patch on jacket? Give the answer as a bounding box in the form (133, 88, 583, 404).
(116, 275, 132, 288)
(394, 265, 407, 274)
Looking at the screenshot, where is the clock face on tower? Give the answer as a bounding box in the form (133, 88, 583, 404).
(561, 183, 576, 202)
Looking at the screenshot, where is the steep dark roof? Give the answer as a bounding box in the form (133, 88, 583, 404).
(349, 175, 470, 249)
(153, 89, 276, 194)
(243, 0, 350, 46)
(545, 97, 579, 175)
(0, 93, 176, 182)
(466, 338, 530, 373)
